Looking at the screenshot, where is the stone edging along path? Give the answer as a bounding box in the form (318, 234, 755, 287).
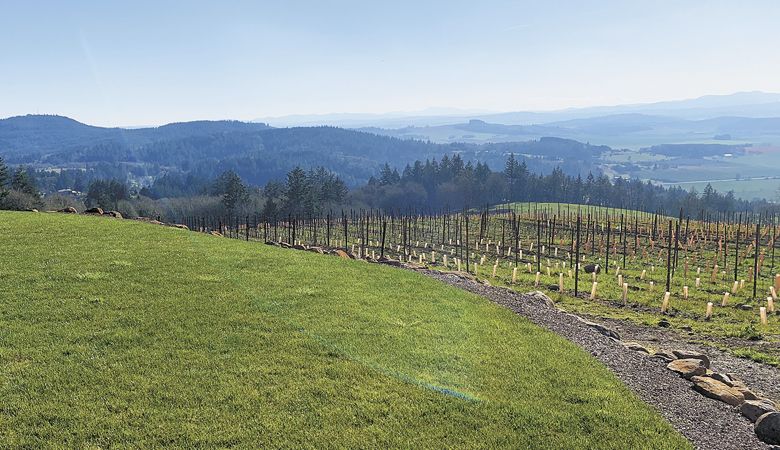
(277, 243, 780, 449)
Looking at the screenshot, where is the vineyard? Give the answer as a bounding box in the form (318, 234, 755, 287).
(179, 202, 780, 364)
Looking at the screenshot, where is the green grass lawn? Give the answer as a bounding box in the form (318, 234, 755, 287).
(0, 211, 689, 448)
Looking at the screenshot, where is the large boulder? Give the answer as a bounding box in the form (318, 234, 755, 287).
(671, 349, 710, 368)
(755, 412, 780, 445)
(741, 399, 778, 422)
(57, 207, 77, 214)
(690, 375, 745, 406)
(84, 207, 104, 215)
(104, 210, 123, 219)
(667, 359, 707, 379)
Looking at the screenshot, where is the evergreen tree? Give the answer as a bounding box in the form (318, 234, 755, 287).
(284, 166, 308, 216)
(86, 179, 128, 209)
(10, 167, 39, 197)
(262, 197, 279, 222)
(0, 157, 9, 200)
(212, 170, 249, 213)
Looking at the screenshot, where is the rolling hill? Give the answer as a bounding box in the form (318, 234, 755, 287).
(0, 115, 607, 187)
(0, 211, 689, 448)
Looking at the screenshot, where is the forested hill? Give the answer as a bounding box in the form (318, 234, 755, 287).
(0, 115, 607, 188)
(0, 115, 272, 159)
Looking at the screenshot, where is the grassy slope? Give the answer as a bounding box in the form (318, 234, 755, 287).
(0, 212, 689, 448)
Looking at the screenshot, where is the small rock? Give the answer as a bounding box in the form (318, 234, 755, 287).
(690, 375, 745, 406)
(584, 264, 601, 274)
(738, 304, 753, 311)
(292, 244, 306, 250)
(649, 353, 674, 363)
(308, 246, 324, 254)
(710, 372, 733, 386)
(755, 412, 780, 445)
(623, 342, 650, 353)
(657, 318, 671, 328)
(671, 349, 710, 368)
(741, 399, 778, 422)
(525, 291, 556, 309)
(334, 250, 351, 259)
(57, 207, 77, 214)
(667, 359, 707, 379)
(104, 210, 123, 219)
(733, 386, 760, 401)
(653, 351, 676, 361)
(209, 231, 223, 237)
(171, 224, 189, 230)
(582, 320, 621, 340)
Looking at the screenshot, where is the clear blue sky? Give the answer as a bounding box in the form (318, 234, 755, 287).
(2, 1, 779, 126)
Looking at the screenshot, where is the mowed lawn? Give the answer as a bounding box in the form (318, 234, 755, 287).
(0, 212, 690, 448)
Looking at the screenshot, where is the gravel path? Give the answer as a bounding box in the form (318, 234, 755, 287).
(416, 269, 771, 450)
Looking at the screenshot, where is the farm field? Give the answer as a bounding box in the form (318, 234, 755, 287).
(0, 211, 689, 448)
(662, 178, 780, 202)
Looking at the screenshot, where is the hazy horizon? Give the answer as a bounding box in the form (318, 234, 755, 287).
(3, 1, 780, 126)
(7, 90, 780, 129)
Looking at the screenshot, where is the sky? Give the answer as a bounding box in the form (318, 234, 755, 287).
(2, 0, 780, 126)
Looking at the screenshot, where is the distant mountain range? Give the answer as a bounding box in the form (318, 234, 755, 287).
(256, 91, 780, 127)
(255, 92, 780, 148)
(362, 114, 780, 148)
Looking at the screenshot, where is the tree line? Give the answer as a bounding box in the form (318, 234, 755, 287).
(0, 154, 776, 220)
(0, 158, 42, 210)
(351, 153, 769, 215)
